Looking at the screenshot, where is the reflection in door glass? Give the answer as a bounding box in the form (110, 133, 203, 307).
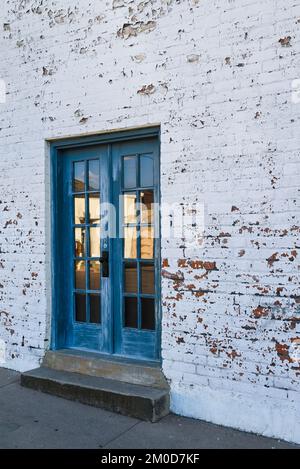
(75, 260, 86, 290)
(124, 297, 138, 328)
(141, 298, 155, 330)
(124, 262, 138, 293)
(124, 226, 137, 258)
(90, 294, 101, 324)
(89, 193, 100, 224)
(140, 155, 154, 187)
(141, 263, 155, 294)
(74, 195, 85, 224)
(74, 227, 86, 257)
(124, 193, 137, 224)
(89, 260, 101, 290)
(75, 293, 86, 322)
(89, 227, 100, 257)
(73, 162, 85, 192)
(88, 160, 100, 191)
(141, 226, 154, 259)
(140, 191, 154, 224)
(123, 156, 136, 189)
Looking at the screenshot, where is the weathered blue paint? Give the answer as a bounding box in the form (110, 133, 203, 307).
(50, 127, 161, 363)
(112, 138, 160, 361)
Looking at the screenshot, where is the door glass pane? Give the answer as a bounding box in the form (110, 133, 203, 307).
(89, 193, 100, 224)
(123, 156, 136, 189)
(89, 260, 100, 290)
(73, 161, 85, 192)
(74, 227, 86, 257)
(124, 262, 138, 293)
(75, 293, 86, 322)
(89, 227, 100, 257)
(140, 155, 154, 187)
(75, 260, 86, 289)
(141, 298, 155, 330)
(124, 193, 137, 224)
(74, 195, 85, 224)
(141, 263, 155, 294)
(140, 190, 154, 224)
(124, 297, 138, 328)
(141, 226, 154, 259)
(90, 294, 101, 324)
(124, 227, 137, 258)
(88, 160, 100, 191)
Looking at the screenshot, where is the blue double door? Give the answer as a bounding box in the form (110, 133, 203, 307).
(55, 137, 160, 361)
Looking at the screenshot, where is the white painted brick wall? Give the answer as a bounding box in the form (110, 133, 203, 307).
(1, 0, 300, 443)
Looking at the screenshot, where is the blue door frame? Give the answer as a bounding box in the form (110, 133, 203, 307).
(50, 127, 161, 363)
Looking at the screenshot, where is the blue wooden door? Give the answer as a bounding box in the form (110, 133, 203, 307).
(55, 137, 160, 361)
(112, 138, 160, 361)
(58, 145, 112, 353)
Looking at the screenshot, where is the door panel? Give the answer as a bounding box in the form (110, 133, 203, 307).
(112, 138, 160, 361)
(59, 145, 111, 353)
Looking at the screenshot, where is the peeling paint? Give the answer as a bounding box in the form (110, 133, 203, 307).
(117, 20, 156, 39)
(275, 342, 292, 362)
(279, 36, 292, 47)
(137, 84, 156, 95)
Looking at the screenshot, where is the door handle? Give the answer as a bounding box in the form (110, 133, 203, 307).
(99, 251, 109, 278)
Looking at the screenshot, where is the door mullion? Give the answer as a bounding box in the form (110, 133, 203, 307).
(137, 187, 142, 330)
(101, 144, 113, 354)
(85, 160, 90, 323)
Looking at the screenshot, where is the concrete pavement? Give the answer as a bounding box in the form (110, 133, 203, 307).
(0, 368, 297, 449)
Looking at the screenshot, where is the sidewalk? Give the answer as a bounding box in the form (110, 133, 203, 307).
(0, 368, 297, 449)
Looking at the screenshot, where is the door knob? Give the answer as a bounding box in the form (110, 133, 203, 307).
(99, 251, 109, 277)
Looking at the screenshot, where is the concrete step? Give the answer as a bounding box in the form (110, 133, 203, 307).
(21, 367, 170, 422)
(43, 349, 169, 390)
